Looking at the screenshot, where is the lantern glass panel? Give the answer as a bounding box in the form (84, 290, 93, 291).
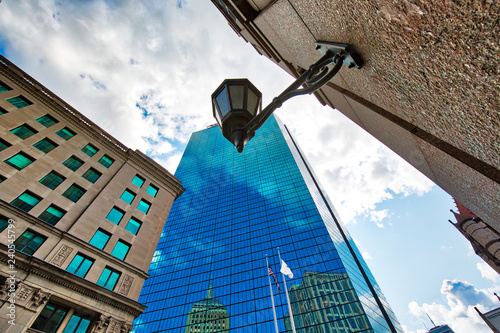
(229, 85, 245, 110)
(215, 86, 230, 118)
(247, 89, 260, 115)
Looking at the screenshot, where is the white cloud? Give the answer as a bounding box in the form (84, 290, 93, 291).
(408, 280, 500, 333)
(0, 0, 434, 220)
(477, 262, 499, 283)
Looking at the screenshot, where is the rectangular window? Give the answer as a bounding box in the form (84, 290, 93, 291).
(7, 95, 32, 108)
(36, 114, 58, 128)
(39, 171, 66, 190)
(106, 207, 124, 224)
(0, 175, 5, 183)
(10, 191, 41, 212)
(120, 189, 136, 204)
(82, 168, 102, 183)
(137, 199, 151, 214)
(111, 240, 130, 260)
(98, 155, 114, 168)
(0, 138, 11, 152)
(0, 81, 12, 92)
(0, 106, 7, 115)
(13, 229, 47, 255)
(89, 229, 111, 250)
(4, 152, 35, 170)
(62, 313, 92, 333)
(10, 124, 38, 139)
(146, 184, 158, 197)
(56, 127, 76, 140)
(31, 302, 68, 333)
(33, 138, 58, 153)
(81, 144, 98, 157)
(125, 217, 142, 235)
(96, 267, 121, 290)
(38, 205, 66, 226)
(66, 253, 94, 278)
(62, 155, 83, 171)
(62, 184, 86, 203)
(131, 175, 145, 188)
(0, 215, 10, 233)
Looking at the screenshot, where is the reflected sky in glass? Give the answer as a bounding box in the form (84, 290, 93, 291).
(133, 116, 402, 333)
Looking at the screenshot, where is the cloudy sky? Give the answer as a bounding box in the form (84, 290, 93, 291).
(0, 1, 498, 332)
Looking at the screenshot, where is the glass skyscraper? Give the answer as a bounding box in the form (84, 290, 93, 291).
(133, 115, 402, 333)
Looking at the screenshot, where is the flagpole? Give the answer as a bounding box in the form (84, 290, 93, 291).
(266, 254, 279, 333)
(278, 248, 297, 333)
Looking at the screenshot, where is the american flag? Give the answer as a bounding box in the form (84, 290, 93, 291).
(268, 267, 281, 291)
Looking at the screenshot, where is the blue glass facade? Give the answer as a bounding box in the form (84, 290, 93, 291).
(134, 115, 402, 333)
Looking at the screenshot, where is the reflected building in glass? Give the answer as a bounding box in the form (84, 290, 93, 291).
(133, 115, 403, 332)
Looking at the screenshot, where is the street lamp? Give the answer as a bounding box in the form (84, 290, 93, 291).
(212, 41, 363, 152)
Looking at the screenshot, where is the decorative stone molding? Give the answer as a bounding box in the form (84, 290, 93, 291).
(93, 315, 111, 333)
(107, 318, 122, 333)
(28, 289, 51, 311)
(50, 244, 73, 267)
(120, 323, 133, 333)
(118, 274, 134, 297)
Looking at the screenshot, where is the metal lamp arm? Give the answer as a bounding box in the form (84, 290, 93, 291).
(243, 51, 343, 133)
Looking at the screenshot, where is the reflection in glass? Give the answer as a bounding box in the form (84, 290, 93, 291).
(184, 285, 230, 332)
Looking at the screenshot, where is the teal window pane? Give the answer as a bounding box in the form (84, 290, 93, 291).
(0, 138, 11, 151)
(31, 302, 68, 332)
(98, 155, 114, 168)
(106, 207, 124, 224)
(4, 152, 35, 170)
(38, 205, 65, 226)
(97, 267, 121, 290)
(120, 189, 136, 204)
(82, 168, 101, 183)
(10, 192, 41, 212)
(62, 156, 83, 171)
(0, 81, 12, 92)
(146, 184, 158, 197)
(56, 127, 76, 140)
(36, 114, 58, 128)
(0, 175, 5, 183)
(137, 199, 151, 214)
(81, 144, 98, 157)
(62, 184, 86, 203)
(131, 175, 145, 188)
(0, 215, 9, 233)
(111, 240, 130, 260)
(14, 230, 47, 255)
(66, 254, 93, 278)
(39, 171, 65, 190)
(0, 106, 7, 114)
(33, 138, 58, 153)
(62, 314, 91, 333)
(125, 217, 142, 235)
(89, 229, 111, 250)
(7, 96, 32, 108)
(10, 124, 38, 139)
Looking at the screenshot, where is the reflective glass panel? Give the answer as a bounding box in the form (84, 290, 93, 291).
(98, 155, 114, 168)
(62, 184, 86, 203)
(229, 84, 244, 110)
(137, 199, 150, 214)
(38, 205, 65, 226)
(36, 114, 58, 127)
(81, 144, 98, 157)
(33, 138, 58, 153)
(66, 253, 94, 278)
(0, 138, 11, 151)
(0, 81, 12, 92)
(31, 302, 68, 333)
(106, 207, 124, 224)
(0, 106, 7, 114)
(56, 127, 76, 140)
(146, 184, 158, 197)
(215, 86, 230, 118)
(120, 189, 136, 204)
(247, 88, 260, 115)
(10, 191, 41, 212)
(89, 229, 111, 250)
(132, 175, 145, 187)
(82, 168, 101, 183)
(7, 96, 32, 108)
(62, 156, 83, 171)
(111, 240, 130, 260)
(10, 124, 37, 139)
(40, 171, 65, 190)
(13, 229, 47, 255)
(97, 267, 121, 290)
(125, 217, 141, 235)
(4, 152, 35, 170)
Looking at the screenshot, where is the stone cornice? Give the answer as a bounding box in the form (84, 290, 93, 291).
(0, 200, 149, 280)
(0, 55, 183, 198)
(0, 245, 146, 317)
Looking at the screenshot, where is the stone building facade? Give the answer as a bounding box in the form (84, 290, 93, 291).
(0, 55, 184, 332)
(211, 0, 499, 234)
